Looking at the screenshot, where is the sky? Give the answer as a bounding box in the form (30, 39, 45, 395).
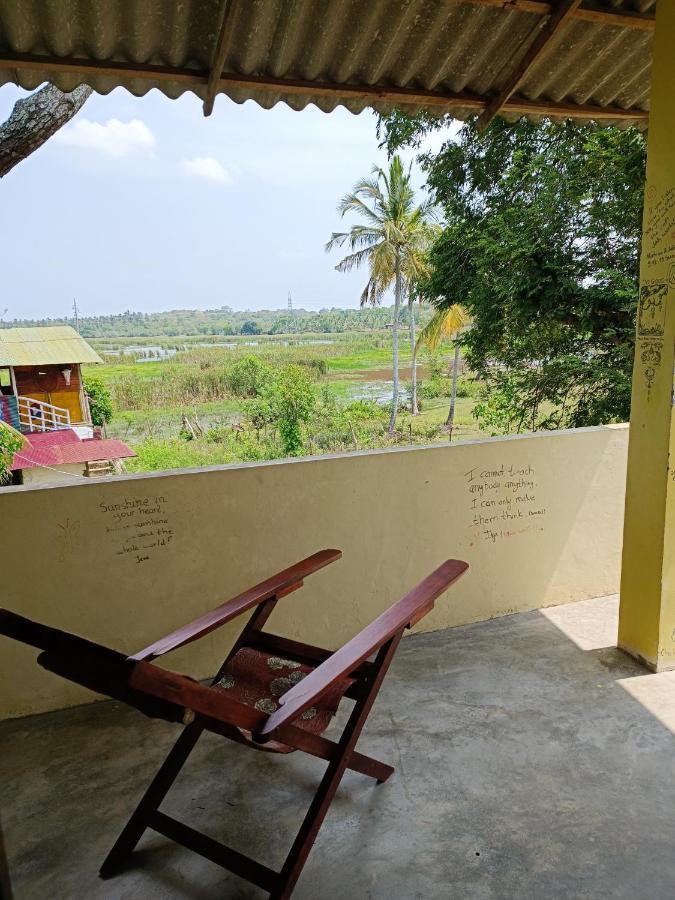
(0, 85, 455, 321)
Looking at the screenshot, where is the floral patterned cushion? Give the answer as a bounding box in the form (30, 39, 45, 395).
(214, 647, 353, 750)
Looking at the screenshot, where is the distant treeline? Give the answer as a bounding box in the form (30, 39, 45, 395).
(2, 305, 428, 338)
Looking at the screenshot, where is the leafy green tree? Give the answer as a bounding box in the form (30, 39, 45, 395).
(83, 374, 113, 427)
(326, 155, 436, 432)
(380, 115, 646, 432)
(0, 422, 24, 484)
(246, 364, 315, 456)
(241, 320, 261, 335)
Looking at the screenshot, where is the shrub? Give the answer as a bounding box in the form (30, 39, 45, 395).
(419, 377, 446, 400)
(455, 377, 480, 398)
(226, 356, 272, 398)
(241, 320, 262, 335)
(298, 357, 327, 377)
(83, 374, 114, 426)
(0, 422, 23, 484)
(245, 364, 316, 456)
(127, 438, 236, 472)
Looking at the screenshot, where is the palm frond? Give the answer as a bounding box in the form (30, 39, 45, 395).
(324, 231, 351, 252)
(416, 305, 471, 352)
(328, 152, 437, 310)
(337, 192, 385, 226)
(334, 246, 380, 274)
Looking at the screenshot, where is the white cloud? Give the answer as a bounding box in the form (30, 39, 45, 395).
(56, 118, 155, 157)
(180, 156, 237, 184)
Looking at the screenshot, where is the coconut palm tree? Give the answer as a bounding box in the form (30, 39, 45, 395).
(326, 156, 435, 433)
(416, 304, 470, 440)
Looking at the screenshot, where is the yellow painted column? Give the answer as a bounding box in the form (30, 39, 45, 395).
(619, 0, 675, 671)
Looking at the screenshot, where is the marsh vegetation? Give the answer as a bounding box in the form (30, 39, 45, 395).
(84, 330, 481, 473)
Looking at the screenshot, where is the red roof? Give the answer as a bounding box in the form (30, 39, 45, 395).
(23, 429, 81, 447)
(11, 429, 135, 471)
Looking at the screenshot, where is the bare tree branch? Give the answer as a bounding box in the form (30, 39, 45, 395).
(0, 83, 92, 178)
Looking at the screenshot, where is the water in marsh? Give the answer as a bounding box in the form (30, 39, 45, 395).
(344, 366, 425, 404)
(348, 380, 409, 403)
(101, 346, 180, 361)
(99, 338, 336, 359)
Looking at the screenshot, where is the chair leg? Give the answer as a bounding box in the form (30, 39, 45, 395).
(271, 633, 402, 900)
(277, 725, 394, 783)
(101, 598, 278, 879)
(99, 721, 204, 878)
(101, 617, 400, 898)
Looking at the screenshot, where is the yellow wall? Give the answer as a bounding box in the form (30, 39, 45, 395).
(49, 390, 83, 424)
(21, 463, 86, 487)
(618, 0, 675, 670)
(0, 426, 628, 719)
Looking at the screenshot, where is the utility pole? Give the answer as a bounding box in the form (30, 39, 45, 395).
(72, 297, 79, 332)
(287, 291, 293, 315)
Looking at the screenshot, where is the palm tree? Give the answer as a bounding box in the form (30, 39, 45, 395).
(405, 238, 438, 417)
(326, 156, 435, 433)
(416, 304, 470, 440)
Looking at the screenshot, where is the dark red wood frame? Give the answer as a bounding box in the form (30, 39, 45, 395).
(0, 550, 468, 899)
(0, 817, 13, 900)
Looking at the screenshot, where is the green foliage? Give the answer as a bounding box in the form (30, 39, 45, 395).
(245, 364, 316, 456)
(418, 348, 447, 399)
(127, 438, 233, 472)
(80, 328, 486, 471)
(326, 155, 437, 308)
(425, 349, 445, 381)
(326, 155, 437, 431)
(2, 306, 431, 339)
(83, 374, 113, 426)
(241, 320, 262, 335)
(299, 357, 327, 377)
(380, 114, 646, 431)
(418, 377, 445, 400)
(0, 423, 23, 484)
(225, 355, 272, 398)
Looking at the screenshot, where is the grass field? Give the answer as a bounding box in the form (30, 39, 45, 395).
(84, 331, 484, 471)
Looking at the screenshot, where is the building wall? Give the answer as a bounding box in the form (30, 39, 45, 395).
(0, 425, 629, 719)
(13, 364, 84, 423)
(21, 463, 86, 486)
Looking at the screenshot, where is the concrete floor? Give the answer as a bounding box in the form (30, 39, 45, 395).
(3, 595, 675, 900)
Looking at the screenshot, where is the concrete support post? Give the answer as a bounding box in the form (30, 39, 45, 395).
(619, 0, 675, 670)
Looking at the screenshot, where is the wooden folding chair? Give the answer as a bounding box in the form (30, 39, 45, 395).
(0, 550, 468, 899)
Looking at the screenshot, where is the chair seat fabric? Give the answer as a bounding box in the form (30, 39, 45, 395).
(214, 647, 353, 751)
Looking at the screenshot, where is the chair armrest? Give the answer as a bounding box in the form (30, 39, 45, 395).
(129, 549, 342, 662)
(258, 558, 468, 737)
(128, 660, 268, 733)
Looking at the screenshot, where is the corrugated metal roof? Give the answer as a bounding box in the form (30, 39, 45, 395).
(25, 429, 81, 447)
(0, 326, 103, 366)
(0, 0, 656, 128)
(10, 430, 135, 470)
(58, 438, 135, 465)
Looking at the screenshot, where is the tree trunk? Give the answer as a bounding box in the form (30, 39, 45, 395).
(388, 254, 402, 434)
(446, 343, 461, 440)
(0, 84, 92, 178)
(408, 296, 419, 415)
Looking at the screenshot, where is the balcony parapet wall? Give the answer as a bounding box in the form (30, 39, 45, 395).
(0, 425, 628, 719)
